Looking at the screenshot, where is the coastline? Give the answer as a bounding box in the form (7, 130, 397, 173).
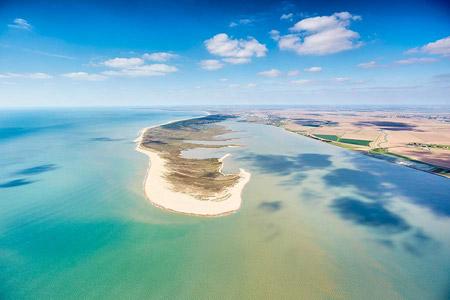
(135, 117, 251, 217)
(292, 129, 450, 178)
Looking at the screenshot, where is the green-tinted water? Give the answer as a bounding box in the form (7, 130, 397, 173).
(1, 109, 449, 299)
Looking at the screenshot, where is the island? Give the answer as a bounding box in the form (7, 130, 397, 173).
(136, 114, 251, 216)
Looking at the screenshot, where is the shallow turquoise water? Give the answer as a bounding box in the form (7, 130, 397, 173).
(0, 109, 449, 299)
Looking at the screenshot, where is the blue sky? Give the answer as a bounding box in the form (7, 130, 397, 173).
(0, 0, 449, 106)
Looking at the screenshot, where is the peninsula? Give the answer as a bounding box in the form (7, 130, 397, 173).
(136, 115, 251, 216)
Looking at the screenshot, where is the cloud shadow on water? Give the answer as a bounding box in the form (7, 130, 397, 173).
(375, 238, 395, 249)
(15, 164, 58, 176)
(0, 178, 35, 189)
(259, 201, 282, 212)
(0, 124, 72, 142)
(240, 152, 332, 181)
(330, 197, 410, 233)
(323, 168, 381, 197)
(346, 155, 450, 217)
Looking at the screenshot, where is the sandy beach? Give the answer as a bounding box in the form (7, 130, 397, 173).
(135, 120, 251, 217)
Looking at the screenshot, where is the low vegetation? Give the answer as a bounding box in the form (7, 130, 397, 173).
(141, 115, 240, 200)
(313, 134, 371, 146)
(408, 143, 450, 150)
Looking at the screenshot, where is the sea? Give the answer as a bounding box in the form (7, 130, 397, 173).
(0, 108, 449, 299)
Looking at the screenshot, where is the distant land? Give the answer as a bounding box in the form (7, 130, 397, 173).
(135, 106, 449, 217)
(229, 107, 450, 178)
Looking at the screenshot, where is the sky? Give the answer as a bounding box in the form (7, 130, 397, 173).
(0, 0, 449, 107)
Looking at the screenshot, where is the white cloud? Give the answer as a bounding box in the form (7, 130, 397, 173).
(100, 56, 178, 77)
(26, 73, 52, 79)
(258, 69, 282, 77)
(8, 18, 32, 30)
(229, 18, 253, 27)
(200, 59, 224, 70)
(103, 57, 144, 69)
(204, 33, 267, 64)
(269, 29, 280, 41)
(219, 78, 228, 82)
(287, 70, 300, 76)
(102, 64, 177, 77)
(358, 61, 377, 68)
(280, 13, 294, 21)
(407, 36, 450, 57)
(395, 57, 438, 65)
(247, 83, 257, 88)
(143, 52, 177, 62)
(0, 72, 51, 79)
(222, 57, 251, 64)
(305, 66, 322, 72)
(291, 79, 311, 85)
(276, 12, 361, 55)
(334, 77, 350, 82)
(62, 72, 106, 81)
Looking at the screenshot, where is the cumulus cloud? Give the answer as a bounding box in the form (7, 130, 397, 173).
(0, 72, 51, 79)
(407, 36, 450, 57)
(143, 52, 177, 62)
(358, 61, 377, 68)
(287, 70, 300, 76)
(275, 12, 361, 55)
(305, 66, 322, 72)
(8, 18, 32, 30)
(102, 64, 177, 77)
(62, 72, 106, 81)
(229, 18, 253, 27)
(100, 56, 178, 77)
(258, 69, 282, 77)
(200, 59, 224, 70)
(280, 13, 294, 21)
(204, 33, 267, 64)
(395, 57, 438, 65)
(103, 57, 144, 68)
(291, 79, 312, 85)
(269, 29, 280, 41)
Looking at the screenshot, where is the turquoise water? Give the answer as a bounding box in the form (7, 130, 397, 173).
(0, 109, 449, 299)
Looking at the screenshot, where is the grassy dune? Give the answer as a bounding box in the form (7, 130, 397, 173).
(141, 115, 240, 200)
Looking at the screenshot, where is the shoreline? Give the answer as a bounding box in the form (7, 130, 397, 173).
(135, 117, 251, 217)
(298, 130, 450, 178)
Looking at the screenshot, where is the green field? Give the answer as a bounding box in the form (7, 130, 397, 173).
(313, 134, 371, 146)
(338, 138, 372, 146)
(313, 134, 339, 141)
